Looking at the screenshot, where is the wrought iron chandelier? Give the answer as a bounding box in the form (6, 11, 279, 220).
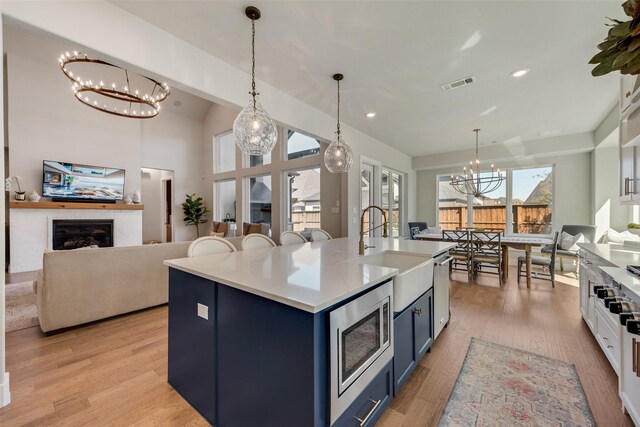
(450, 129, 505, 197)
(59, 51, 170, 119)
(324, 73, 353, 173)
(233, 6, 278, 156)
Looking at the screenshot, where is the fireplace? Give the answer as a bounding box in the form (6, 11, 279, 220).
(52, 219, 114, 250)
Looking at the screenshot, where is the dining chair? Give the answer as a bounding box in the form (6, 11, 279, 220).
(242, 234, 277, 250)
(408, 222, 428, 240)
(188, 236, 237, 257)
(280, 231, 307, 246)
(470, 231, 503, 285)
(442, 230, 472, 280)
(518, 231, 560, 287)
(310, 229, 332, 242)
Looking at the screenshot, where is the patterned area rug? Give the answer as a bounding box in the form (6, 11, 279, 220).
(439, 338, 595, 426)
(6, 281, 38, 332)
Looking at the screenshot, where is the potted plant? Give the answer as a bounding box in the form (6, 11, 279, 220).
(5, 175, 25, 201)
(182, 193, 210, 238)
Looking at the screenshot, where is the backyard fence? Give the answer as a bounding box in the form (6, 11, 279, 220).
(291, 211, 321, 232)
(438, 204, 552, 234)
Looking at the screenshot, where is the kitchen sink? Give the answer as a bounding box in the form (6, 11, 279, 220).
(354, 251, 434, 312)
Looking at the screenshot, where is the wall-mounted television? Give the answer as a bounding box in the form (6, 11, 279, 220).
(42, 160, 125, 202)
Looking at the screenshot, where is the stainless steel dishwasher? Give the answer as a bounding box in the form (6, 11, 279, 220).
(433, 251, 453, 340)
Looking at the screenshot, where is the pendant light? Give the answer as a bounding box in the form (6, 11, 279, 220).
(324, 73, 353, 173)
(233, 6, 277, 155)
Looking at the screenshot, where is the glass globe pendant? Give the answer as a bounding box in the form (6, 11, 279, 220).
(324, 73, 353, 173)
(233, 6, 277, 156)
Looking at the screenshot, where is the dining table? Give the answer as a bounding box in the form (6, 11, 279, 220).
(414, 232, 553, 288)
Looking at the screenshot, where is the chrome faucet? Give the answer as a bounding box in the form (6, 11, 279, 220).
(359, 205, 389, 255)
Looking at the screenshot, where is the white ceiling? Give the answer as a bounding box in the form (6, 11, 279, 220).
(108, 1, 620, 157)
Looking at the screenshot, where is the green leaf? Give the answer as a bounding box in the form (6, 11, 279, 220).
(614, 49, 640, 68)
(611, 21, 632, 38)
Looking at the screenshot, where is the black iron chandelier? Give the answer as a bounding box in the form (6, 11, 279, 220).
(450, 129, 505, 197)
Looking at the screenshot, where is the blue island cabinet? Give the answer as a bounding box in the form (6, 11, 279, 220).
(392, 288, 434, 394)
(168, 268, 328, 427)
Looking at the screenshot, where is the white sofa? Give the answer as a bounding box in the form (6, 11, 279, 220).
(35, 241, 190, 333)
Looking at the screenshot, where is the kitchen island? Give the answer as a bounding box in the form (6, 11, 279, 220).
(164, 237, 454, 427)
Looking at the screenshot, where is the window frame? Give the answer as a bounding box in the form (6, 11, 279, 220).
(213, 130, 236, 173)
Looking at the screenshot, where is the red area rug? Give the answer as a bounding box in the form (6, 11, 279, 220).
(438, 338, 595, 426)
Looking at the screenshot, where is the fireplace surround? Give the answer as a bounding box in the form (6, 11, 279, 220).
(52, 219, 114, 250)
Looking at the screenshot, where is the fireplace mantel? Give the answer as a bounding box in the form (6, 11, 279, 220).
(10, 201, 144, 210)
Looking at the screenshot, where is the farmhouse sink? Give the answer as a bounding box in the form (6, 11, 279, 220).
(354, 251, 434, 312)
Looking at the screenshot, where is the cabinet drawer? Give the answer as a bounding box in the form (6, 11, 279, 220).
(332, 361, 393, 427)
(595, 305, 620, 375)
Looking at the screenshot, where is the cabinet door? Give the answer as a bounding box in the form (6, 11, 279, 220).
(620, 331, 640, 426)
(621, 74, 636, 113)
(621, 145, 635, 201)
(579, 258, 588, 319)
(393, 305, 415, 393)
(414, 289, 433, 360)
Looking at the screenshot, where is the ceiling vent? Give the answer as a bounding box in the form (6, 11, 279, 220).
(440, 76, 475, 92)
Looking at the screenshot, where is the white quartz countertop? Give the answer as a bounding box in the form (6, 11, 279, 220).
(578, 243, 640, 300)
(164, 237, 455, 313)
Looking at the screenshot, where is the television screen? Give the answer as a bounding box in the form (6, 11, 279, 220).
(42, 161, 125, 201)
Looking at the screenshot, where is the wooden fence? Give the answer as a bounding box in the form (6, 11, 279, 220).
(439, 204, 551, 234)
(291, 211, 321, 232)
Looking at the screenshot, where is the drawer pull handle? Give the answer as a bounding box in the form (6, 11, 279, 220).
(355, 398, 381, 427)
(633, 338, 637, 374)
(627, 91, 632, 98)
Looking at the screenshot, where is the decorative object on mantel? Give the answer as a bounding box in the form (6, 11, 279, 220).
(589, 0, 640, 76)
(324, 73, 354, 173)
(27, 191, 41, 202)
(58, 51, 170, 118)
(233, 6, 277, 156)
(438, 338, 595, 426)
(132, 190, 141, 204)
(182, 193, 210, 238)
(5, 175, 25, 200)
(449, 129, 505, 197)
(124, 195, 133, 205)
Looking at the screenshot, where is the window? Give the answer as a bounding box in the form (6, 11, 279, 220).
(214, 179, 236, 222)
(247, 174, 272, 226)
(437, 166, 553, 235)
(285, 168, 321, 231)
(512, 167, 553, 234)
(382, 168, 404, 237)
(215, 131, 236, 173)
(287, 130, 320, 160)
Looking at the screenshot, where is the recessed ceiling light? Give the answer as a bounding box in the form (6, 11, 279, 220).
(510, 68, 529, 78)
(366, 112, 376, 118)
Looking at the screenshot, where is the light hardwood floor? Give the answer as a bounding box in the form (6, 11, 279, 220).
(0, 268, 633, 426)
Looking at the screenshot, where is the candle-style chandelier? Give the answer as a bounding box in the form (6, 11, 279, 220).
(450, 129, 505, 197)
(59, 51, 170, 119)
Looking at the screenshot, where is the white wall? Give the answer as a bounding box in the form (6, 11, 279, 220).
(0, 16, 9, 410)
(416, 150, 592, 232)
(592, 146, 630, 240)
(6, 53, 141, 196)
(140, 111, 205, 241)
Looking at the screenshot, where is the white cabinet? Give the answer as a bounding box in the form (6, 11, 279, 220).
(620, 329, 640, 426)
(594, 300, 620, 375)
(618, 74, 640, 203)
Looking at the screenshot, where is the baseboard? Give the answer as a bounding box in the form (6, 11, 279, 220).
(0, 372, 10, 407)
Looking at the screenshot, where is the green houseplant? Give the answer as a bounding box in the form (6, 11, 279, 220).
(182, 193, 210, 238)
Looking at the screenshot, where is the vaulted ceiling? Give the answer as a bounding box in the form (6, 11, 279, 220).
(111, 1, 621, 157)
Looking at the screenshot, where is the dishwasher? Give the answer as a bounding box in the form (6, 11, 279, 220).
(433, 251, 453, 340)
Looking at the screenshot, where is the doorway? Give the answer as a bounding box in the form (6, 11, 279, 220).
(141, 168, 175, 244)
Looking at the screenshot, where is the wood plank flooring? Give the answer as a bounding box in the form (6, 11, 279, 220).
(0, 268, 633, 426)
